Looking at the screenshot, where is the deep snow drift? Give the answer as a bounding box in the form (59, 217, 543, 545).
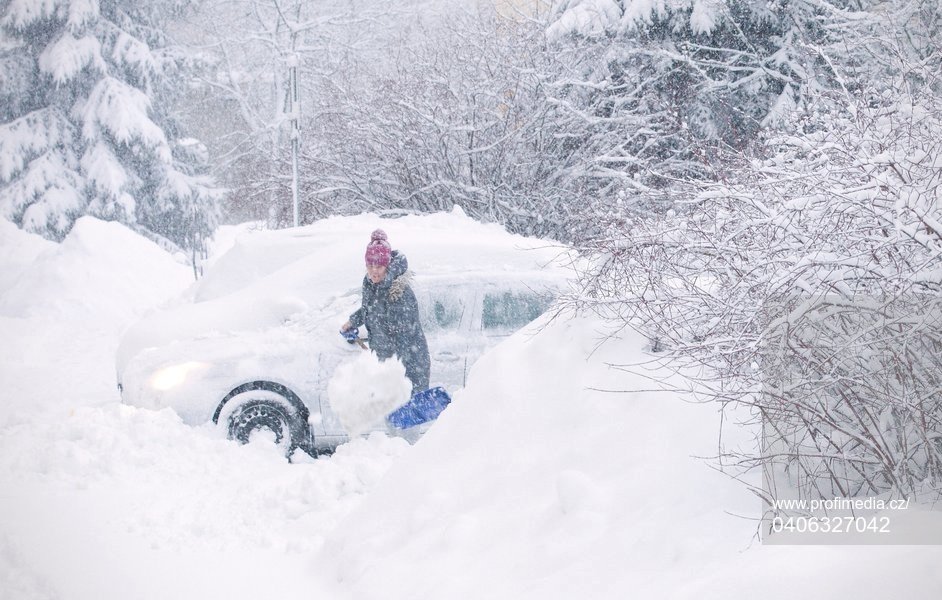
(2, 215, 941, 600)
(321, 309, 942, 599)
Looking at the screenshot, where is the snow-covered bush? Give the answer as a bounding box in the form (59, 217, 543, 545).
(575, 56, 942, 503)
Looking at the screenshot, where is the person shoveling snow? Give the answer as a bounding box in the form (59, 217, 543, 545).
(336, 228, 452, 436)
(340, 228, 430, 396)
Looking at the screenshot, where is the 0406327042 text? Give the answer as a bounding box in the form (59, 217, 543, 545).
(770, 515, 890, 535)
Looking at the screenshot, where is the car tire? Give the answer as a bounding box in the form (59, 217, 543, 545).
(223, 394, 307, 458)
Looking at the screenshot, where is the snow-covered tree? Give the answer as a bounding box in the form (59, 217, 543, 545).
(0, 0, 220, 251)
(297, 9, 590, 239)
(539, 0, 927, 225)
(173, 0, 447, 225)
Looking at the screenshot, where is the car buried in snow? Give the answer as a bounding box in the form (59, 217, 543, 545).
(115, 209, 570, 457)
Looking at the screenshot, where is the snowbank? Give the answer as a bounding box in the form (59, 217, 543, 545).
(322, 311, 942, 599)
(0, 217, 410, 599)
(0, 216, 192, 321)
(0, 217, 55, 293)
(0, 217, 194, 425)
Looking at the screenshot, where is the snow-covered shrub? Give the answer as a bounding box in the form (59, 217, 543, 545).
(574, 43, 942, 506)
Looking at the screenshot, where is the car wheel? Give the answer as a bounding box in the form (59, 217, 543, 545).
(224, 395, 306, 457)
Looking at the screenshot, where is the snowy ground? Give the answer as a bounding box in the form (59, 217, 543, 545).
(2, 217, 941, 599)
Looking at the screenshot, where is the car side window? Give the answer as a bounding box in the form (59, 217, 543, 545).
(481, 291, 554, 333)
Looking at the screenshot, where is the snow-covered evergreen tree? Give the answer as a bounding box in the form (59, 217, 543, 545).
(0, 0, 219, 251)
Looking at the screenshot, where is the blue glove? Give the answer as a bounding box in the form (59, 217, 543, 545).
(340, 327, 360, 342)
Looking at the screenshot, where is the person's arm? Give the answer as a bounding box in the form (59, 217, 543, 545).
(343, 312, 362, 332)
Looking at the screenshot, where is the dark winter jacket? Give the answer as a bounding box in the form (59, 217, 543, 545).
(349, 251, 430, 395)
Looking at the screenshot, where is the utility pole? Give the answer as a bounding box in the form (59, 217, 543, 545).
(287, 52, 300, 227)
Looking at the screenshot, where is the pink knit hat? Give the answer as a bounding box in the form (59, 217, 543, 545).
(364, 229, 391, 266)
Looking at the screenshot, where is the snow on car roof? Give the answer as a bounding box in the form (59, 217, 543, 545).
(194, 207, 569, 301)
(116, 208, 572, 374)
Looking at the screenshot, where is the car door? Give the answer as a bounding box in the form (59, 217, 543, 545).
(418, 284, 476, 391)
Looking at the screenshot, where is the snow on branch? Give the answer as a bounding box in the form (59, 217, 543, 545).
(80, 141, 129, 199)
(110, 31, 159, 87)
(81, 77, 171, 162)
(66, 0, 100, 33)
(0, 109, 57, 182)
(1, 0, 66, 30)
(38, 33, 106, 84)
(0, 151, 82, 237)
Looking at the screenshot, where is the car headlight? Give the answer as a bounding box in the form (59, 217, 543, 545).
(149, 361, 208, 392)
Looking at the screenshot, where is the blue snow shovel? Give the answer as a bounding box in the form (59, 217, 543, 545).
(386, 386, 452, 429)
